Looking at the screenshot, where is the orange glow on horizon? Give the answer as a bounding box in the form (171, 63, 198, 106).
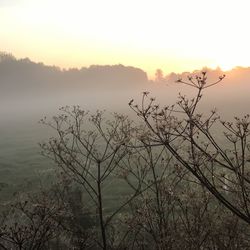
(1, 0, 250, 79)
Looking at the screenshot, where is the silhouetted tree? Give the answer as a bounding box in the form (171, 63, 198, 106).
(155, 69, 165, 83)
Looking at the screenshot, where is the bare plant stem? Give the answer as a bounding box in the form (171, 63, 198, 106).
(97, 161, 107, 250)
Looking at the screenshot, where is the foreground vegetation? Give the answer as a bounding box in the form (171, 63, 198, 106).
(1, 72, 250, 249)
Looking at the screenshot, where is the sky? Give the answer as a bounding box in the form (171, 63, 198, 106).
(1, 0, 250, 77)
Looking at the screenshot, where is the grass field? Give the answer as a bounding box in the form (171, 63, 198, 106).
(0, 118, 56, 201)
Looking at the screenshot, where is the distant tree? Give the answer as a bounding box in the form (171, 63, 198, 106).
(155, 69, 165, 83)
(0, 52, 16, 62)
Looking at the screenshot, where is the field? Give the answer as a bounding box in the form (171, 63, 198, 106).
(0, 118, 55, 201)
(0, 116, 133, 216)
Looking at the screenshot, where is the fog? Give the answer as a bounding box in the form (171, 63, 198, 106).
(0, 54, 149, 123)
(1, 52, 250, 198)
(1, 52, 250, 126)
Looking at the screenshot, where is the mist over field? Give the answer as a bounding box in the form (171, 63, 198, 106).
(2, 0, 250, 247)
(0, 51, 250, 205)
(1, 52, 250, 248)
(1, 53, 250, 119)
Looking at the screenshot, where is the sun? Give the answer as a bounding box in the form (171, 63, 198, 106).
(214, 56, 250, 72)
(218, 62, 235, 72)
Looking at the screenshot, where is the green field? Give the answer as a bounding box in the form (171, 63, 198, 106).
(0, 119, 56, 201)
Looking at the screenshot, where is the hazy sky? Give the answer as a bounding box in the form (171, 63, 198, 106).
(1, 0, 250, 77)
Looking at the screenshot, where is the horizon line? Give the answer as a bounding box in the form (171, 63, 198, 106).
(1, 51, 249, 80)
